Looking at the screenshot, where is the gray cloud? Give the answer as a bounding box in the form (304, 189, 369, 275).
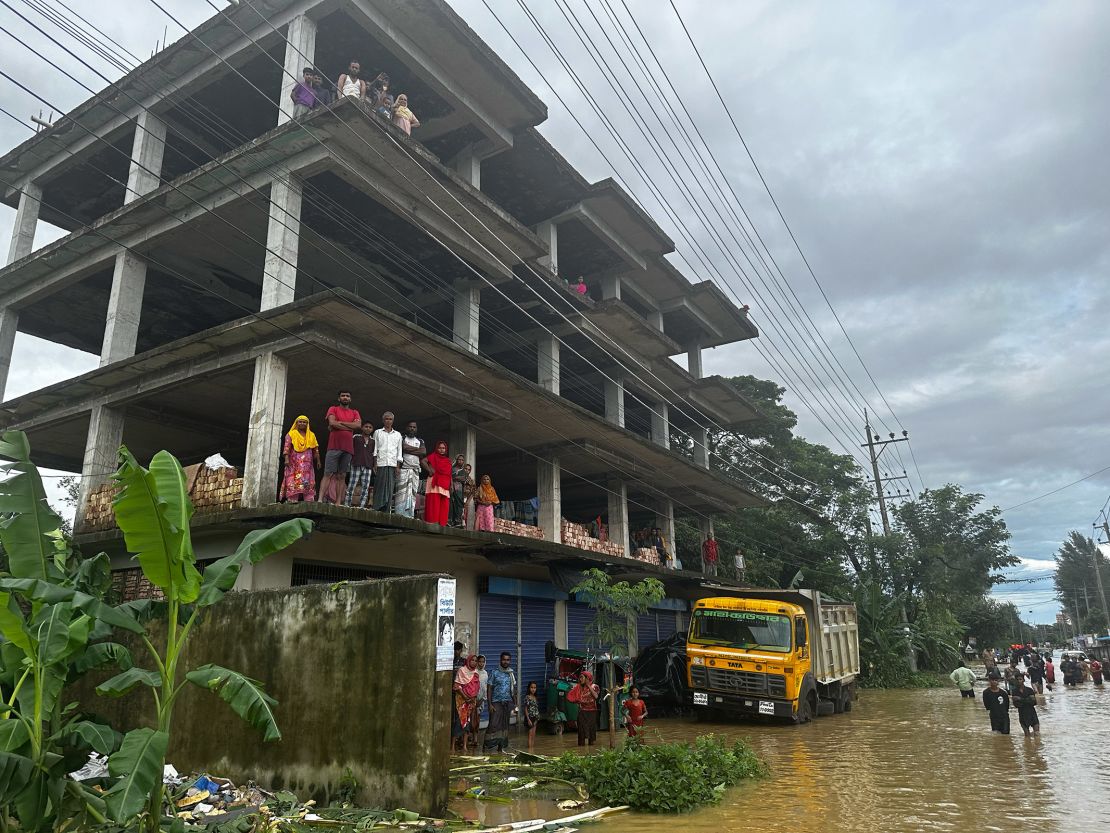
(2, 0, 1107, 621)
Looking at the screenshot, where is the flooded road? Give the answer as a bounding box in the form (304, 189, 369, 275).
(455, 671, 1109, 832)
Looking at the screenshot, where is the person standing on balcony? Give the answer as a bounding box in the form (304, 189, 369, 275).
(450, 453, 467, 527)
(372, 411, 403, 512)
(279, 415, 320, 502)
(344, 420, 375, 509)
(574, 277, 588, 295)
(392, 94, 420, 135)
(424, 441, 452, 527)
(395, 421, 427, 518)
(475, 474, 500, 532)
(310, 70, 333, 107)
(702, 532, 719, 577)
(289, 67, 318, 119)
(462, 463, 477, 529)
(338, 60, 366, 99)
(369, 72, 393, 118)
(320, 391, 361, 504)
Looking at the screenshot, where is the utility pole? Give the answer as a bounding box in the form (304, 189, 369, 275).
(1073, 590, 1083, 641)
(1092, 520, 1110, 636)
(863, 411, 915, 671)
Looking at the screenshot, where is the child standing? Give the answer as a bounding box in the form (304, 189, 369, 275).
(524, 681, 541, 752)
(623, 686, 648, 738)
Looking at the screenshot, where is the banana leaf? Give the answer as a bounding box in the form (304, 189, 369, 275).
(185, 664, 281, 742)
(0, 431, 65, 582)
(0, 578, 144, 634)
(96, 667, 162, 698)
(105, 727, 168, 822)
(196, 519, 313, 606)
(73, 641, 134, 674)
(112, 448, 202, 604)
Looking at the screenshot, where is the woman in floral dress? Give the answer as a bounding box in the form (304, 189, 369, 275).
(280, 415, 321, 501)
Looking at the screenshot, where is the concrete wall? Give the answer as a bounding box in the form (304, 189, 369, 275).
(90, 575, 453, 814)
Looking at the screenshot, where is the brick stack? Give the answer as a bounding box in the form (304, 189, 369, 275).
(632, 547, 662, 566)
(493, 517, 545, 540)
(189, 466, 243, 513)
(110, 567, 164, 602)
(81, 482, 119, 532)
(560, 519, 626, 558)
(79, 463, 243, 534)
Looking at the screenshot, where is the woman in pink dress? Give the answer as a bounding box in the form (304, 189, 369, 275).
(391, 94, 420, 135)
(475, 474, 499, 532)
(280, 415, 321, 502)
(424, 440, 452, 527)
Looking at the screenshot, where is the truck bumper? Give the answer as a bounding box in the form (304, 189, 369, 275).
(689, 689, 794, 718)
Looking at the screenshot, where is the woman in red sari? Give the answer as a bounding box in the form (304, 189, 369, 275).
(453, 655, 481, 753)
(424, 440, 452, 526)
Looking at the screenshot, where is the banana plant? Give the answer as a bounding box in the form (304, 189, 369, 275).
(0, 431, 142, 831)
(95, 448, 312, 832)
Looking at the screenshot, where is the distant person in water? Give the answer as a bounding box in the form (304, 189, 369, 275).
(949, 661, 976, 699)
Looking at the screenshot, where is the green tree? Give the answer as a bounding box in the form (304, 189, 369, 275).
(571, 569, 664, 749)
(1054, 532, 1110, 635)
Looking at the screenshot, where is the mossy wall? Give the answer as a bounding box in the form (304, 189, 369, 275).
(90, 575, 453, 814)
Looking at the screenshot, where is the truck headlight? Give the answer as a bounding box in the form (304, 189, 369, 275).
(691, 657, 705, 665)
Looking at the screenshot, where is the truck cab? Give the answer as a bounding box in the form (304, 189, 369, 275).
(685, 591, 859, 723)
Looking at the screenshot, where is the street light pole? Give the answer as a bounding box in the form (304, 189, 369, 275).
(1093, 521, 1110, 636)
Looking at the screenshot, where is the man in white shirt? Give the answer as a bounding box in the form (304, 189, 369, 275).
(371, 411, 403, 512)
(395, 420, 426, 519)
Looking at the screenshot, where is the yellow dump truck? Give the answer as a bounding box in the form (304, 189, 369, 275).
(686, 590, 860, 723)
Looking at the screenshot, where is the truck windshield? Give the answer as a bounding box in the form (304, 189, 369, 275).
(689, 609, 792, 652)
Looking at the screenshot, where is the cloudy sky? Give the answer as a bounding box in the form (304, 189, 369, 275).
(2, 1, 1108, 622)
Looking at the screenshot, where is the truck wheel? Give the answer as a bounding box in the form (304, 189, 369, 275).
(842, 684, 855, 713)
(794, 693, 815, 724)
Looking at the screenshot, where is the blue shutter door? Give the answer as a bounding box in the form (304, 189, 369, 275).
(520, 598, 555, 711)
(637, 613, 658, 651)
(479, 594, 519, 665)
(658, 611, 680, 640)
(566, 602, 595, 651)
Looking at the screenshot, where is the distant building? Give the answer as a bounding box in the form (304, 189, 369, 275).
(0, 0, 763, 686)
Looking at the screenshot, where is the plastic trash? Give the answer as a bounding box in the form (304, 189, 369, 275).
(68, 753, 108, 781)
(194, 776, 221, 794)
(204, 453, 233, 470)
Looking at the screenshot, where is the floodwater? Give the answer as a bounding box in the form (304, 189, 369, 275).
(453, 670, 1110, 833)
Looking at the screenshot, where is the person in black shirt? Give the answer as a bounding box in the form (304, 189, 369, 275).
(982, 674, 1010, 734)
(1011, 673, 1040, 737)
(1027, 657, 1045, 694)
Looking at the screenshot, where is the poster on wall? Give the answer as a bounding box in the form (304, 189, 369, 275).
(435, 577, 457, 671)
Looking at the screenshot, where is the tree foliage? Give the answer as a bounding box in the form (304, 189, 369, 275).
(684, 375, 1025, 680)
(1054, 531, 1110, 633)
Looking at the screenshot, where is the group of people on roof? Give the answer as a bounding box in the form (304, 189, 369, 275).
(288, 59, 420, 135)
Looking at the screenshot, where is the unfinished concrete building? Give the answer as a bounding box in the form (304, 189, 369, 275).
(0, 0, 763, 692)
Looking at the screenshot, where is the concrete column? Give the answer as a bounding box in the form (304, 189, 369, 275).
(537, 456, 561, 543)
(687, 343, 704, 379)
(277, 14, 317, 125)
(242, 351, 289, 507)
(449, 412, 477, 467)
(656, 498, 676, 569)
(604, 375, 625, 427)
(453, 284, 480, 354)
(536, 220, 558, 275)
(454, 148, 482, 189)
(74, 405, 126, 532)
(125, 110, 167, 203)
(647, 308, 665, 332)
(262, 177, 303, 310)
(697, 515, 715, 538)
(0, 307, 18, 401)
(650, 402, 670, 449)
(537, 333, 560, 394)
(606, 479, 628, 556)
(6, 182, 41, 265)
(598, 273, 621, 300)
(100, 249, 148, 366)
(692, 424, 710, 469)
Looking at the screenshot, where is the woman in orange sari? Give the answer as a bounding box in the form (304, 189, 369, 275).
(453, 655, 481, 753)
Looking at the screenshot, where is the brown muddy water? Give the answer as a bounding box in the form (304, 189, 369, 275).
(452, 678, 1109, 832)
